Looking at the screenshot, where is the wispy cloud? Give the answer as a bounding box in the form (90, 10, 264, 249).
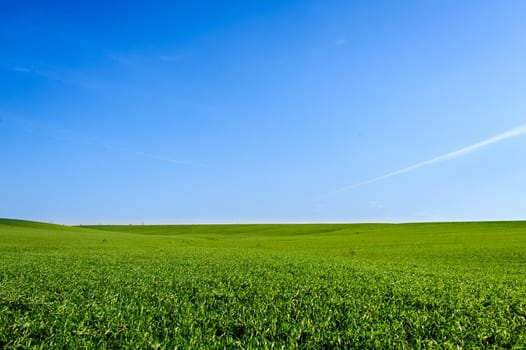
(12, 66, 32, 73)
(11, 64, 98, 89)
(0, 110, 222, 172)
(368, 201, 384, 209)
(324, 123, 526, 196)
(159, 54, 184, 62)
(106, 52, 137, 67)
(330, 37, 347, 47)
(108, 51, 185, 66)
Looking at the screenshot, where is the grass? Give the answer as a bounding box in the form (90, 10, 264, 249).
(1, 218, 525, 348)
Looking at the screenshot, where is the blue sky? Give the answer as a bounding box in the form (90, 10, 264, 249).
(1, 0, 526, 224)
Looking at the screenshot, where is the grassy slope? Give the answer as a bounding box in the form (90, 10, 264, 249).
(3, 218, 525, 258)
(84, 221, 526, 272)
(1, 219, 525, 348)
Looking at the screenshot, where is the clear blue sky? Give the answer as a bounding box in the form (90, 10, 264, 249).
(1, 0, 526, 224)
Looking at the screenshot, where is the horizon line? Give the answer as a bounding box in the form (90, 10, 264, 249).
(3, 217, 526, 226)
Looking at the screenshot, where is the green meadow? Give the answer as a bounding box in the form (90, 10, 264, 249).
(1, 218, 525, 349)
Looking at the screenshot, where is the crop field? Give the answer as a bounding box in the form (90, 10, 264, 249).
(1, 219, 525, 349)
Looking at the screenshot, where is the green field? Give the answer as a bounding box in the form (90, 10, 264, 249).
(1, 219, 525, 349)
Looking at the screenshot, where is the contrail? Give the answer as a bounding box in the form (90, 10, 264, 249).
(326, 123, 526, 196)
